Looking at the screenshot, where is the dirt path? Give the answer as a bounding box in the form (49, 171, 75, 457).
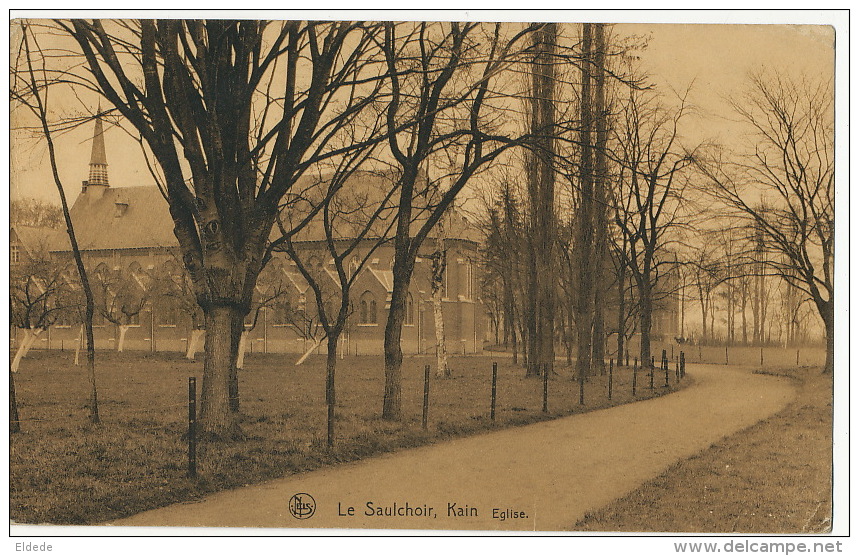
(108, 364, 794, 531)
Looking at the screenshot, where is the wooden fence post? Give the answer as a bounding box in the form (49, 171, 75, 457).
(491, 362, 497, 421)
(188, 377, 197, 478)
(608, 359, 613, 400)
(664, 354, 670, 387)
(633, 358, 638, 396)
(650, 356, 655, 390)
(422, 364, 430, 430)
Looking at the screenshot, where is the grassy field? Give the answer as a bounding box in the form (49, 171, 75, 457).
(575, 365, 833, 533)
(10, 349, 683, 525)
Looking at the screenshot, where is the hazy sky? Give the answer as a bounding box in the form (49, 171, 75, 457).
(9, 20, 836, 205)
(615, 23, 834, 144)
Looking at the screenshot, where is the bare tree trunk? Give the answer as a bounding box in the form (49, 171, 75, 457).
(326, 334, 338, 447)
(822, 300, 834, 373)
(19, 31, 99, 422)
(563, 304, 573, 366)
(11, 328, 42, 374)
(590, 22, 609, 377)
(228, 314, 244, 413)
(616, 263, 626, 367)
(84, 303, 99, 424)
(200, 305, 242, 438)
(592, 304, 606, 375)
(383, 262, 411, 420)
(431, 296, 450, 377)
(296, 336, 325, 366)
(186, 328, 205, 360)
(236, 330, 250, 370)
(710, 307, 716, 344)
(741, 281, 749, 345)
(10, 370, 20, 433)
(760, 278, 768, 345)
(117, 325, 130, 353)
(431, 226, 451, 378)
(680, 274, 686, 340)
(507, 285, 518, 365)
(727, 282, 735, 344)
(519, 316, 529, 369)
(524, 242, 539, 376)
(74, 324, 84, 365)
(575, 23, 596, 382)
(536, 24, 557, 377)
(639, 279, 653, 368)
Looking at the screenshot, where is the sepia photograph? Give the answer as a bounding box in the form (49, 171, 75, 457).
(6, 9, 847, 546)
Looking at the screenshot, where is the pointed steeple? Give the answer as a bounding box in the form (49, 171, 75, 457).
(87, 104, 109, 187)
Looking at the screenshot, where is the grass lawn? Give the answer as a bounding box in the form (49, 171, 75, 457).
(575, 365, 833, 533)
(10, 349, 683, 525)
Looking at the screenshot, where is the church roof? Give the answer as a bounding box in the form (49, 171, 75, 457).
(61, 186, 178, 251)
(58, 175, 482, 253)
(12, 224, 69, 256)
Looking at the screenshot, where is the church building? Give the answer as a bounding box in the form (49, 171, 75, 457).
(44, 117, 488, 356)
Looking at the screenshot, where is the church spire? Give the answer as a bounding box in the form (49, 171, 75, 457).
(87, 105, 109, 187)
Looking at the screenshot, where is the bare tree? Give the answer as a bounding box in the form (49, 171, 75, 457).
(751, 221, 771, 345)
(589, 23, 612, 376)
(11, 23, 100, 423)
(153, 255, 206, 359)
(282, 160, 399, 447)
(429, 213, 451, 378)
(569, 22, 616, 382)
(91, 265, 150, 352)
(378, 21, 542, 420)
(10, 258, 69, 373)
(612, 81, 695, 368)
(234, 269, 289, 372)
(9, 257, 76, 432)
(698, 71, 834, 371)
(525, 22, 558, 378)
(479, 177, 526, 365)
(50, 19, 396, 437)
(688, 244, 722, 344)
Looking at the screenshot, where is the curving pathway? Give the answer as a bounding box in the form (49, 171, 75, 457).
(108, 364, 795, 532)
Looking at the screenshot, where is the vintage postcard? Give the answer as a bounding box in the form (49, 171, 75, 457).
(7, 9, 847, 549)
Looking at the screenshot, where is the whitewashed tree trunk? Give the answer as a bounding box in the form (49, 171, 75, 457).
(11, 328, 43, 373)
(432, 292, 449, 377)
(117, 325, 130, 352)
(185, 328, 205, 360)
(295, 336, 325, 366)
(236, 330, 250, 369)
(431, 223, 450, 378)
(74, 324, 84, 366)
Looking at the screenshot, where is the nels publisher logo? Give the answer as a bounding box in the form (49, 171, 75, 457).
(289, 493, 316, 520)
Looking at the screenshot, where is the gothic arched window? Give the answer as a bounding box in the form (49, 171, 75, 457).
(405, 293, 415, 326)
(359, 291, 377, 324)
